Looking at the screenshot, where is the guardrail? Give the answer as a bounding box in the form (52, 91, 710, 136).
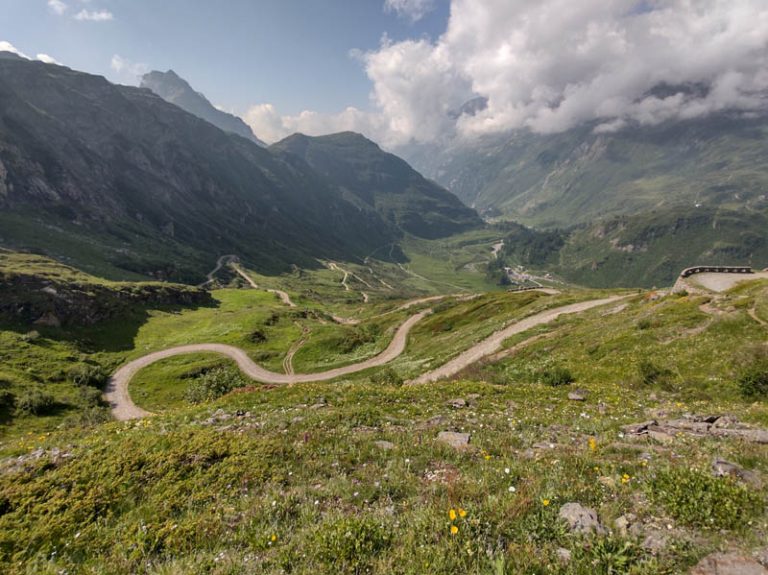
(680, 266, 752, 278)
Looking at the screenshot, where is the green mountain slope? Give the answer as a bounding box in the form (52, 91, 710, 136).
(404, 114, 768, 229)
(0, 56, 399, 282)
(272, 132, 482, 239)
(495, 207, 768, 288)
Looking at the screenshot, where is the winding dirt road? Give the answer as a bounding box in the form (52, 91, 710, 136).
(408, 295, 627, 385)
(104, 310, 430, 420)
(231, 264, 296, 307)
(105, 294, 627, 420)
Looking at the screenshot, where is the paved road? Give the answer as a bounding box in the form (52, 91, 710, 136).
(409, 295, 627, 384)
(104, 310, 430, 420)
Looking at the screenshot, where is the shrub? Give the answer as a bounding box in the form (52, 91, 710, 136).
(0, 388, 14, 411)
(636, 318, 653, 330)
(737, 348, 768, 399)
(647, 467, 761, 530)
(69, 364, 108, 388)
(184, 368, 247, 404)
(79, 386, 104, 408)
(248, 329, 267, 343)
(539, 366, 575, 387)
(16, 388, 56, 415)
(313, 516, 392, 572)
(370, 367, 403, 387)
(638, 360, 672, 386)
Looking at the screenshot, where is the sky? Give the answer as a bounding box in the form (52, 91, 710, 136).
(3, 0, 768, 147)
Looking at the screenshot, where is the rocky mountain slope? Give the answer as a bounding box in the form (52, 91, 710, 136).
(140, 69, 266, 146)
(404, 114, 768, 229)
(272, 132, 482, 239)
(0, 56, 476, 282)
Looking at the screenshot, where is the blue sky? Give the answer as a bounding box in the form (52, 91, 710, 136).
(1, 0, 449, 114)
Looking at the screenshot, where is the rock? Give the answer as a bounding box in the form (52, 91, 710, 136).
(690, 552, 768, 575)
(598, 401, 607, 414)
(622, 420, 658, 435)
(34, 312, 61, 327)
(555, 548, 572, 564)
(647, 427, 675, 444)
(436, 431, 471, 450)
(614, 513, 636, 537)
(641, 531, 668, 554)
(446, 398, 467, 409)
(558, 503, 605, 535)
(712, 458, 762, 487)
(374, 440, 396, 451)
(467, 393, 481, 401)
(568, 390, 587, 401)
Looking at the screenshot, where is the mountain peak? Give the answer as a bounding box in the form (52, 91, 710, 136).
(140, 69, 266, 146)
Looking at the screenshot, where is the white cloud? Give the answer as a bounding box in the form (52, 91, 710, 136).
(242, 1, 768, 147)
(243, 104, 386, 145)
(384, 0, 435, 23)
(110, 54, 148, 84)
(74, 9, 113, 21)
(0, 40, 29, 59)
(36, 53, 62, 65)
(369, 0, 768, 142)
(47, 0, 67, 15)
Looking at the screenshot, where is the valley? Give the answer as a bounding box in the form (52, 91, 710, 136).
(1, 30, 768, 574)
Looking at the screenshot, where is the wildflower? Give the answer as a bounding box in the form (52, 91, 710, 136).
(621, 473, 631, 484)
(449, 509, 457, 521)
(458, 508, 467, 518)
(508, 486, 516, 493)
(541, 498, 551, 506)
(504, 467, 510, 474)
(588, 437, 597, 452)
(450, 525, 459, 535)
(271, 534, 277, 542)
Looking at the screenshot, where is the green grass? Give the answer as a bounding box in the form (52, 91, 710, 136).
(1, 262, 768, 573)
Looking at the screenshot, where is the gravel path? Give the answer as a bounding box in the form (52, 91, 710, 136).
(104, 310, 430, 420)
(691, 271, 768, 292)
(106, 295, 626, 420)
(231, 264, 296, 307)
(409, 295, 627, 385)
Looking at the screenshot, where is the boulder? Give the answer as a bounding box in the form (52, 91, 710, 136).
(690, 553, 768, 575)
(446, 398, 467, 409)
(558, 503, 604, 535)
(436, 431, 471, 450)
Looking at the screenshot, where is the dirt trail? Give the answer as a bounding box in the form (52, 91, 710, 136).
(231, 264, 296, 307)
(104, 310, 430, 420)
(283, 324, 311, 375)
(106, 295, 627, 420)
(408, 295, 627, 385)
(198, 254, 238, 288)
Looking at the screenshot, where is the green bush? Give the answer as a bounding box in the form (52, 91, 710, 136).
(79, 386, 104, 408)
(539, 366, 575, 387)
(184, 368, 247, 404)
(638, 360, 672, 386)
(647, 467, 761, 530)
(68, 364, 108, 388)
(370, 367, 403, 387)
(313, 516, 392, 573)
(16, 387, 56, 415)
(737, 351, 768, 399)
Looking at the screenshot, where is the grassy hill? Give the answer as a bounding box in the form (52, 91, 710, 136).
(1, 249, 767, 572)
(493, 207, 768, 288)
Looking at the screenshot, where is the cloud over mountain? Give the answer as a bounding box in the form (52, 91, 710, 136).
(246, 0, 768, 146)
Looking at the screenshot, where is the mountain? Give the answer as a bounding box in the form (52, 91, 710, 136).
(140, 69, 266, 146)
(0, 57, 400, 282)
(494, 206, 768, 288)
(271, 132, 482, 239)
(403, 113, 768, 229)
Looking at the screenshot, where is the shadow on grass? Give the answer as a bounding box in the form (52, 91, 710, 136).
(1, 300, 220, 353)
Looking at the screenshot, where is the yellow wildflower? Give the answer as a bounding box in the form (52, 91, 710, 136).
(621, 474, 631, 484)
(271, 534, 277, 542)
(588, 437, 597, 452)
(449, 509, 457, 521)
(450, 525, 459, 535)
(541, 498, 551, 506)
(458, 508, 467, 518)
(484, 454, 492, 460)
